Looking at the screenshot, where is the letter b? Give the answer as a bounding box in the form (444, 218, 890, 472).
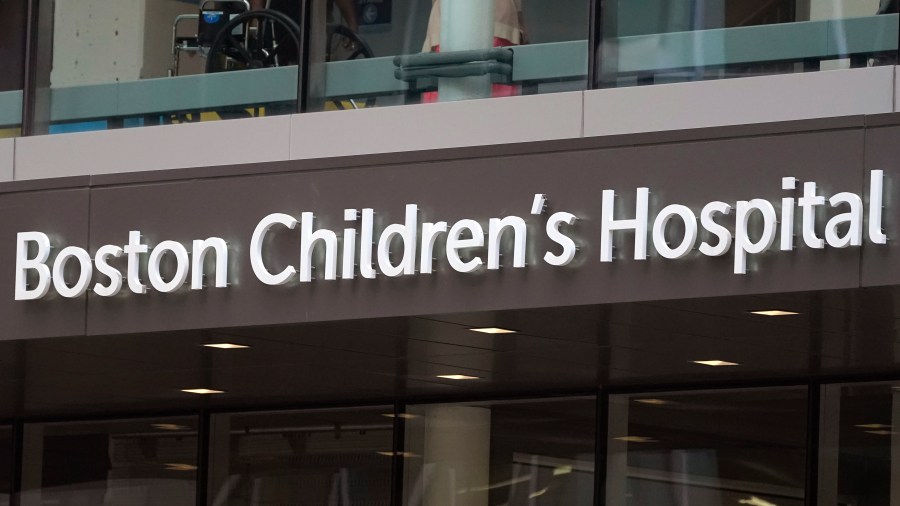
(16, 232, 52, 300)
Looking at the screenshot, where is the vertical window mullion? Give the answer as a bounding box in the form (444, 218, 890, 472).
(587, 0, 601, 90)
(20, 0, 39, 136)
(805, 381, 822, 506)
(594, 389, 608, 506)
(9, 420, 23, 506)
(196, 410, 211, 506)
(390, 400, 406, 506)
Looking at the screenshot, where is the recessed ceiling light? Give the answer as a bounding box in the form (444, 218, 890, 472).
(469, 327, 517, 334)
(376, 451, 417, 458)
(164, 463, 198, 471)
(382, 413, 420, 419)
(749, 310, 799, 316)
(856, 423, 892, 430)
(614, 436, 657, 443)
(693, 360, 740, 367)
(152, 423, 190, 431)
(203, 343, 250, 349)
(865, 430, 898, 436)
(181, 388, 225, 395)
(634, 398, 673, 405)
(436, 374, 481, 380)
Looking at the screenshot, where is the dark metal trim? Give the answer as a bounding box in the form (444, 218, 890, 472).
(20, 0, 39, 136)
(196, 409, 211, 506)
(296, 0, 311, 113)
(593, 388, 607, 506)
(389, 400, 405, 506)
(587, 0, 600, 89)
(804, 381, 821, 506)
(9, 421, 23, 506)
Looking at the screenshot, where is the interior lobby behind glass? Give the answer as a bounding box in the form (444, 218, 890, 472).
(819, 382, 900, 506)
(20, 417, 198, 506)
(34, 0, 302, 134)
(0, 0, 27, 137)
(207, 407, 393, 506)
(606, 388, 808, 506)
(310, 0, 591, 111)
(402, 398, 595, 506)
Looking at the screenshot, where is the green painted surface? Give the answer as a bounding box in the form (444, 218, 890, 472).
(0, 90, 23, 128)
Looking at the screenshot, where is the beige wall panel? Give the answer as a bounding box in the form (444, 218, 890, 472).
(0, 139, 12, 182)
(585, 66, 894, 137)
(14, 116, 292, 180)
(290, 92, 585, 159)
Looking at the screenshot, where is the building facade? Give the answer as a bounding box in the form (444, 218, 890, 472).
(2, 0, 900, 505)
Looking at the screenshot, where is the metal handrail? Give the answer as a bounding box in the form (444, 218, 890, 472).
(392, 47, 514, 82)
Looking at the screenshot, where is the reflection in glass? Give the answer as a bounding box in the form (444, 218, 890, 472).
(20, 417, 198, 506)
(819, 382, 900, 506)
(606, 388, 807, 506)
(402, 398, 595, 506)
(309, 0, 591, 111)
(207, 407, 393, 506)
(599, 0, 899, 87)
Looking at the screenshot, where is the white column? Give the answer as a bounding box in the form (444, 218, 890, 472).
(438, 0, 495, 102)
(423, 405, 492, 506)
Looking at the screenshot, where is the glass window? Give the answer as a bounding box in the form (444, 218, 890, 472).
(308, 0, 591, 111)
(0, 0, 27, 137)
(0, 427, 11, 506)
(207, 406, 394, 505)
(819, 381, 900, 506)
(34, 0, 301, 134)
(402, 397, 595, 506)
(20, 416, 198, 506)
(598, 0, 899, 87)
(606, 387, 808, 506)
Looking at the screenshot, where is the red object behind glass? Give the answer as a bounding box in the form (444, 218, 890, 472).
(421, 37, 520, 103)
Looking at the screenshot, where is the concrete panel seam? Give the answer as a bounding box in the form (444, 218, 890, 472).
(580, 91, 586, 139)
(891, 65, 900, 112)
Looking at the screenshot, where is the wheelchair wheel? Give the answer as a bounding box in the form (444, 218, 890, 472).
(206, 9, 302, 73)
(327, 24, 376, 109)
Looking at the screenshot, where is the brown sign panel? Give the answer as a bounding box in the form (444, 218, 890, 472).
(861, 115, 900, 287)
(0, 118, 875, 340)
(0, 187, 90, 339)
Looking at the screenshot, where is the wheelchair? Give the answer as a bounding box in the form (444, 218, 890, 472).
(171, 0, 375, 110)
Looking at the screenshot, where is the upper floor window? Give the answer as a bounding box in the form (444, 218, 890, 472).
(0, 0, 27, 137)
